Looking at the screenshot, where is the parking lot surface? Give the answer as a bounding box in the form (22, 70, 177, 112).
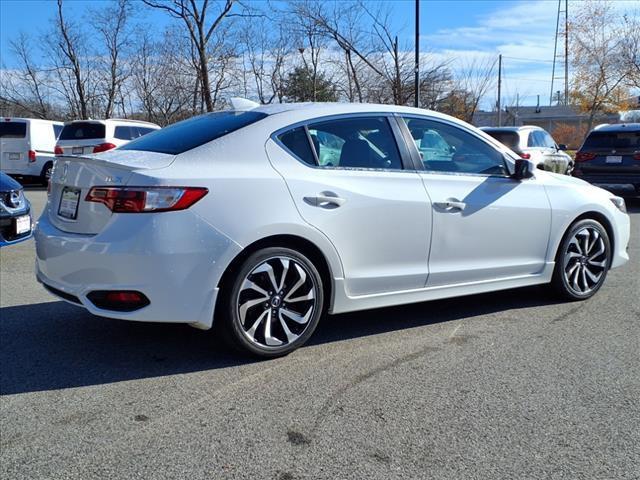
(1, 189, 639, 479)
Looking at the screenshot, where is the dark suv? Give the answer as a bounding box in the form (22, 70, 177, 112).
(573, 123, 640, 196)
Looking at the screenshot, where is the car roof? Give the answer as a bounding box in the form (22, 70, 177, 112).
(249, 102, 448, 119)
(2, 117, 63, 125)
(63, 119, 160, 127)
(480, 125, 541, 132)
(590, 123, 640, 133)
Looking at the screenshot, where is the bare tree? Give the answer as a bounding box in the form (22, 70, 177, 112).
(0, 33, 54, 118)
(91, 0, 132, 118)
(50, 0, 92, 119)
(132, 28, 197, 125)
(442, 57, 496, 122)
(141, 0, 236, 112)
(620, 12, 640, 90)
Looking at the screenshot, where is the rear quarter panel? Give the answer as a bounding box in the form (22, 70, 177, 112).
(126, 126, 346, 284)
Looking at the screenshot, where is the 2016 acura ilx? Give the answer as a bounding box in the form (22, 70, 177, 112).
(35, 101, 630, 357)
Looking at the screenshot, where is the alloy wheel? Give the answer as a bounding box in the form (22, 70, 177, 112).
(236, 256, 318, 349)
(563, 227, 608, 295)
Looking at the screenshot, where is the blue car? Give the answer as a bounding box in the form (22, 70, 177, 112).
(0, 172, 32, 246)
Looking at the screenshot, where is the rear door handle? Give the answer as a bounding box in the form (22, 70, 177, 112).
(433, 199, 466, 211)
(304, 192, 346, 208)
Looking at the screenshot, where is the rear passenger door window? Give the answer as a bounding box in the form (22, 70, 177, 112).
(402, 117, 508, 176)
(308, 117, 403, 170)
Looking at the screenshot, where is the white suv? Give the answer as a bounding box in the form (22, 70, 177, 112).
(55, 119, 160, 157)
(0, 118, 63, 184)
(481, 126, 574, 174)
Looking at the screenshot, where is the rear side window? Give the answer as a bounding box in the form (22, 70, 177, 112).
(583, 131, 640, 149)
(278, 127, 316, 166)
(0, 122, 27, 138)
(60, 122, 106, 140)
(114, 126, 132, 140)
(53, 124, 63, 139)
(120, 111, 268, 155)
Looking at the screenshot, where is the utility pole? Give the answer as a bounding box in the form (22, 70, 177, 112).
(550, 0, 569, 105)
(414, 0, 420, 108)
(564, 0, 569, 105)
(497, 54, 502, 127)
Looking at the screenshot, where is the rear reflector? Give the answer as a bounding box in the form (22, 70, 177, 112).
(85, 186, 208, 213)
(93, 142, 117, 153)
(87, 290, 150, 312)
(28, 150, 36, 162)
(520, 153, 531, 159)
(575, 151, 596, 162)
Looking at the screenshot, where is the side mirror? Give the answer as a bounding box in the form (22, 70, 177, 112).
(512, 159, 535, 180)
(557, 144, 567, 151)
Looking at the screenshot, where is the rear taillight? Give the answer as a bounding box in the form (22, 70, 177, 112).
(575, 151, 596, 162)
(85, 186, 208, 213)
(93, 142, 117, 153)
(54, 145, 64, 155)
(28, 150, 36, 162)
(634, 152, 640, 161)
(520, 153, 531, 159)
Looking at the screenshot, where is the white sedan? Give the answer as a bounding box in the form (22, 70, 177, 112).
(35, 101, 630, 357)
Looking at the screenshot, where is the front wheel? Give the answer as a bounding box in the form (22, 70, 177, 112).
(220, 247, 324, 357)
(551, 219, 611, 300)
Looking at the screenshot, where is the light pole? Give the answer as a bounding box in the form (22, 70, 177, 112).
(414, 0, 420, 108)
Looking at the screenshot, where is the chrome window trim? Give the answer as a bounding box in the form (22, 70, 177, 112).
(271, 112, 417, 173)
(397, 113, 518, 179)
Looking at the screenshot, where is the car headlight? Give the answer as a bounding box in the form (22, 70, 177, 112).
(610, 196, 627, 213)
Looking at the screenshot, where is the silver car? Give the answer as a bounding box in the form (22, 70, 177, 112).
(481, 126, 574, 174)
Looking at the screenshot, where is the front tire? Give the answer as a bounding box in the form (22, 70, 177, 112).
(551, 219, 611, 300)
(220, 247, 324, 358)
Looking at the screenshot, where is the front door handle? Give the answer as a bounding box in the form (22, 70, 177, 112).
(434, 199, 466, 211)
(304, 192, 346, 208)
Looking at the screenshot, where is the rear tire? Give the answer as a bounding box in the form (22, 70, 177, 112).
(218, 247, 324, 358)
(40, 162, 53, 186)
(551, 219, 611, 300)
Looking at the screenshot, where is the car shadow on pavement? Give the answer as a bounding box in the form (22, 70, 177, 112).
(0, 284, 564, 395)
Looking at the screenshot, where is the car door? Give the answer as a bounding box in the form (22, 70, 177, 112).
(266, 114, 432, 296)
(400, 115, 551, 287)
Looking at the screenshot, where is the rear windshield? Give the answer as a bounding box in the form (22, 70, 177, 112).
(483, 130, 520, 150)
(120, 111, 268, 155)
(59, 122, 106, 140)
(0, 122, 27, 138)
(583, 131, 640, 150)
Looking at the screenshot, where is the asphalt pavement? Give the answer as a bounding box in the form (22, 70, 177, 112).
(1, 189, 639, 479)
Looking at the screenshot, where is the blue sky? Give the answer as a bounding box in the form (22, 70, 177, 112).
(1, 0, 637, 108)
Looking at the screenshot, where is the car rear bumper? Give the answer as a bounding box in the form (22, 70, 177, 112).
(573, 171, 640, 194)
(34, 210, 242, 329)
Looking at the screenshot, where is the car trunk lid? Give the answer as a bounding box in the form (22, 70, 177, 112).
(48, 150, 175, 234)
